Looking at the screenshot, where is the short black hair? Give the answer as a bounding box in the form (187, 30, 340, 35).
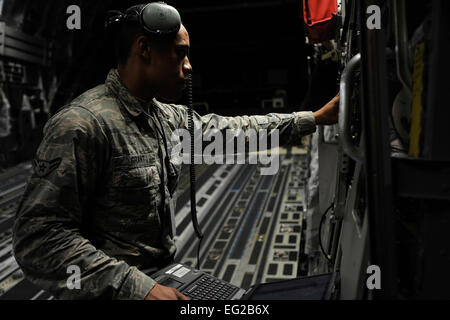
(114, 22, 144, 65)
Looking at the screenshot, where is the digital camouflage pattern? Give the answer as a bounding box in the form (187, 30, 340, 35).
(12, 69, 316, 299)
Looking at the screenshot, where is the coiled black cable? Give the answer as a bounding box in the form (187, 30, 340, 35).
(187, 74, 203, 270)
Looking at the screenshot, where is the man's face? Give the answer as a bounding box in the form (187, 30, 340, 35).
(147, 25, 192, 101)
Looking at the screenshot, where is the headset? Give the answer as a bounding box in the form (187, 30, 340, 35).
(105, 2, 181, 38)
(105, 2, 204, 268)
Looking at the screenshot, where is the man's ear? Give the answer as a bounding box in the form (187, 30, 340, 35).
(136, 35, 152, 61)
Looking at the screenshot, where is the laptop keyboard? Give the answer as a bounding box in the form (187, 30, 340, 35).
(182, 274, 239, 300)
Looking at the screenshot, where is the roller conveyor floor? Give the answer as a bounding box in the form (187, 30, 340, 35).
(175, 143, 310, 291)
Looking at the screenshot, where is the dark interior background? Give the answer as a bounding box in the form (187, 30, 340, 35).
(1, 0, 312, 117)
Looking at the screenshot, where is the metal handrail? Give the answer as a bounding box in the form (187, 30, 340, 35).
(339, 53, 364, 162)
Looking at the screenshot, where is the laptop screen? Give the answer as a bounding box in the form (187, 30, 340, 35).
(246, 273, 332, 300)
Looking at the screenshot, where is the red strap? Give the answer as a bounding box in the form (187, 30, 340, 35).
(303, 0, 337, 26)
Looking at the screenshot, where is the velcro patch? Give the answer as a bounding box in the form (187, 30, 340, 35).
(33, 158, 62, 177)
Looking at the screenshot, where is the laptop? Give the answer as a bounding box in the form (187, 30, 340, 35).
(151, 263, 246, 300)
(152, 263, 332, 300)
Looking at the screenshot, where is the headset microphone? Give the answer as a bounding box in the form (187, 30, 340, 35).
(187, 74, 204, 270)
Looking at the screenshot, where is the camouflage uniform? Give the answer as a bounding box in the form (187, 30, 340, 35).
(12, 69, 316, 299)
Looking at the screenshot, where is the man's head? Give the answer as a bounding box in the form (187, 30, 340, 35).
(108, 3, 192, 101)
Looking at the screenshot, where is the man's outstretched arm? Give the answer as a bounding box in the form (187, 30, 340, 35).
(165, 93, 339, 146)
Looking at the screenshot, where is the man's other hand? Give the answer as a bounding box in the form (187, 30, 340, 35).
(313, 93, 340, 125)
(145, 284, 190, 300)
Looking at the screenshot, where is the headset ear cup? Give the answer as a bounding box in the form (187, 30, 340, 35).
(140, 2, 181, 36)
(105, 3, 182, 37)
